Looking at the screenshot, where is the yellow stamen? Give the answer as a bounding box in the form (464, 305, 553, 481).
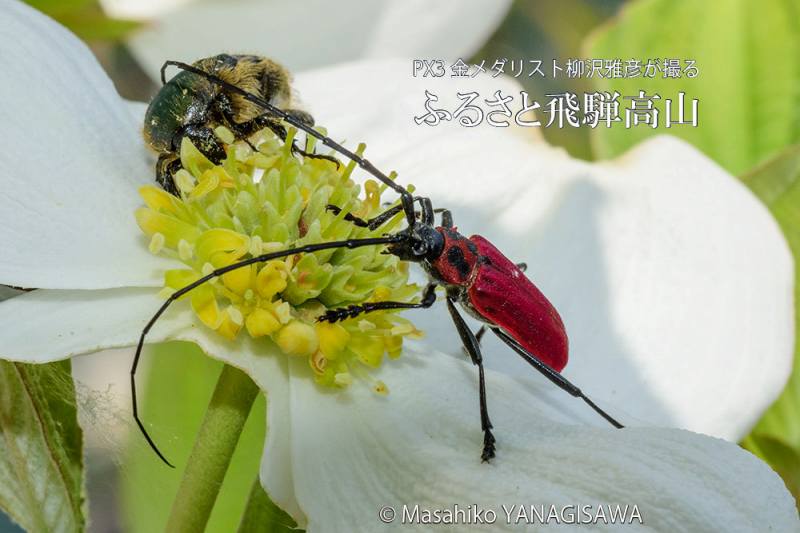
(316, 321, 350, 360)
(149, 232, 166, 255)
(276, 320, 319, 356)
(136, 131, 422, 393)
(373, 380, 389, 396)
(175, 169, 195, 194)
(334, 372, 353, 387)
(245, 308, 281, 337)
(178, 239, 193, 261)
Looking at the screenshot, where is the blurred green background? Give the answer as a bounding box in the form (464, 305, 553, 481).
(3, 0, 799, 531)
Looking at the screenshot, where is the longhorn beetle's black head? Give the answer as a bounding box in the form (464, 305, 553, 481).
(386, 223, 445, 263)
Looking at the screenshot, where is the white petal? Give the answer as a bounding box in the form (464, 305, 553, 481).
(271, 347, 797, 532)
(126, 0, 510, 80)
(294, 58, 543, 155)
(296, 61, 794, 441)
(410, 134, 794, 442)
(363, 0, 511, 61)
(125, 99, 150, 135)
(0, 1, 165, 289)
(0, 287, 298, 514)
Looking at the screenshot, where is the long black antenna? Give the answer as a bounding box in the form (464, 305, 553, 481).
(132, 235, 404, 466)
(161, 60, 418, 226)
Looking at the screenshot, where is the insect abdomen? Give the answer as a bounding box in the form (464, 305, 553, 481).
(143, 72, 214, 151)
(467, 235, 568, 371)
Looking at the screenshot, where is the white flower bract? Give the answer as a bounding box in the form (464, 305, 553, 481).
(103, 0, 513, 81)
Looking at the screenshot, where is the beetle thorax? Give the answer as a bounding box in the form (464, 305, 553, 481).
(426, 227, 480, 287)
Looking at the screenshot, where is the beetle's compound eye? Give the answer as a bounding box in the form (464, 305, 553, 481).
(412, 239, 428, 256)
(410, 225, 444, 261)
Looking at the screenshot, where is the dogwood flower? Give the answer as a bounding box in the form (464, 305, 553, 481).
(100, 0, 512, 81)
(0, 2, 797, 531)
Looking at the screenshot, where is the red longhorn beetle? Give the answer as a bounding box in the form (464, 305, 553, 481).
(133, 60, 624, 468)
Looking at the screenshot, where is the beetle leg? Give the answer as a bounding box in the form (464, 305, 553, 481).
(209, 93, 254, 150)
(418, 197, 434, 226)
(325, 203, 404, 230)
(155, 154, 182, 196)
(283, 109, 342, 162)
(214, 98, 276, 145)
(492, 328, 624, 429)
(318, 283, 437, 323)
(284, 108, 315, 128)
(462, 325, 487, 359)
(435, 208, 454, 229)
(325, 197, 427, 231)
(446, 298, 495, 462)
(278, 109, 340, 163)
(269, 118, 341, 166)
(209, 93, 339, 166)
(180, 124, 227, 164)
(229, 111, 342, 167)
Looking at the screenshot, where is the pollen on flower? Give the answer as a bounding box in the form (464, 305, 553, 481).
(227, 305, 244, 326)
(135, 130, 421, 393)
(373, 381, 389, 396)
(148, 232, 166, 254)
(334, 372, 353, 387)
(276, 320, 318, 356)
(174, 169, 195, 194)
(214, 125, 235, 144)
(177, 239, 193, 261)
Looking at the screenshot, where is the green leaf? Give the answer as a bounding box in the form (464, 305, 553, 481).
(24, 0, 95, 17)
(741, 143, 800, 442)
(585, 0, 800, 175)
(742, 434, 800, 504)
(23, 1, 141, 44)
(0, 360, 86, 533)
(740, 144, 800, 505)
(55, 12, 141, 43)
(121, 342, 293, 532)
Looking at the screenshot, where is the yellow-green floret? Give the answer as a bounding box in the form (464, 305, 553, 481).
(136, 128, 423, 393)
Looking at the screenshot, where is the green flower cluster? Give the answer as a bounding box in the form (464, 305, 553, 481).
(136, 128, 422, 392)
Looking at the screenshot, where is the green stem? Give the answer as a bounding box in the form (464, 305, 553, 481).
(166, 364, 260, 532)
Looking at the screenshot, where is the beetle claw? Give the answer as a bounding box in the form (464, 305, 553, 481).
(480, 430, 496, 462)
(317, 305, 362, 323)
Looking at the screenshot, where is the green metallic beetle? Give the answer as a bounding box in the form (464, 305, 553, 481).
(144, 54, 332, 194)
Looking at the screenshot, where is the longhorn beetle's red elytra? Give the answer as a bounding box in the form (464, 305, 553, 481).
(133, 58, 624, 468)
